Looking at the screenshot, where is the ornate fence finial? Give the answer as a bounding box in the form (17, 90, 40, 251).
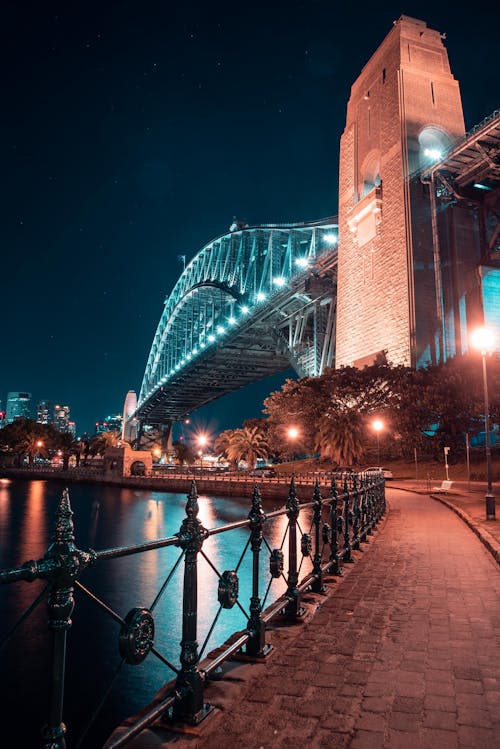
(286, 475, 299, 513)
(248, 483, 265, 527)
(185, 480, 199, 520)
(48, 487, 75, 557)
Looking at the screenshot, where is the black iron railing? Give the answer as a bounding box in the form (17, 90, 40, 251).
(0, 472, 385, 748)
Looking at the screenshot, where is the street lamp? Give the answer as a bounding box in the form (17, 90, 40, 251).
(35, 440, 43, 465)
(471, 326, 496, 520)
(197, 434, 208, 471)
(287, 427, 299, 475)
(372, 420, 384, 465)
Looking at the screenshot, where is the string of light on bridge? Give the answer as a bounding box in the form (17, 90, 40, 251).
(139, 225, 338, 404)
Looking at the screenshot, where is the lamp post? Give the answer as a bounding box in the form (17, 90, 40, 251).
(471, 327, 496, 521)
(287, 427, 299, 475)
(35, 440, 43, 466)
(372, 420, 384, 465)
(197, 434, 208, 472)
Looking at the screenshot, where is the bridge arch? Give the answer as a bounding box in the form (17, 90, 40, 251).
(136, 218, 339, 424)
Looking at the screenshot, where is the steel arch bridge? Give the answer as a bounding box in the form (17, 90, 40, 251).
(133, 217, 338, 430)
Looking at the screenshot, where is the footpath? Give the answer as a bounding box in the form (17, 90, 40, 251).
(109, 482, 500, 749)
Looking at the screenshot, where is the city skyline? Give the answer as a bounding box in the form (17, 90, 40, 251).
(3, 2, 497, 435)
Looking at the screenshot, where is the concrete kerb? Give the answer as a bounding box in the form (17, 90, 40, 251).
(430, 493, 500, 565)
(390, 481, 500, 566)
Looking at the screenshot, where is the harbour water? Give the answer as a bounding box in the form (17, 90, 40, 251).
(0, 478, 299, 748)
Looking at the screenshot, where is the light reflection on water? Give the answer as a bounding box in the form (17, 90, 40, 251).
(0, 479, 315, 748)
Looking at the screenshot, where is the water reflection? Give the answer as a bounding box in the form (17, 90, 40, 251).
(0, 478, 314, 748)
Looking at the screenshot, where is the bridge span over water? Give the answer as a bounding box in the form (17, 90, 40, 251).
(133, 217, 338, 428)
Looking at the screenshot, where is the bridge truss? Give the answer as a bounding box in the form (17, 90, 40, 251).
(134, 218, 338, 426)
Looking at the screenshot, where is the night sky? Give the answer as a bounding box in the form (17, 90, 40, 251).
(2, 1, 498, 437)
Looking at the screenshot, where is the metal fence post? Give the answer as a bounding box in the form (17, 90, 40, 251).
(283, 478, 303, 618)
(342, 479, 353, 563)
(172, 481, 211, 724)
(351, 475, 361, 551)
(41, 488, 95, 749)
(311, 480, 325, 593)
(359, 474, 369, 544)
(328, 480, 342, 575)
(245, 485, 268, 658)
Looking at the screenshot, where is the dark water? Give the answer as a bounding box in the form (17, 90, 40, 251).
(0, 478, 306, 748)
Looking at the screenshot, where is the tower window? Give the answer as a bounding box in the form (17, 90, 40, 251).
(431, 81, 435, 105)
(382, 68, 386, 83)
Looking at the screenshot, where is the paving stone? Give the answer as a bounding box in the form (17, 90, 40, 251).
(423, 694, 456, 712)
(355, 711, 386, 732)
(384, 729, 423, 748)
(456, 707, 492, 728)
(391, 697, 423, 714)
(388, 711, 420, 732)
(425, 681, 455, 697)
(457, 725, 497, 747)
(420, 727, 459, 748)
(423, 709, 457, 731)
(361, 696, 392, 713)
(454, 679, 484, 694)
(351, 729, 385, 749)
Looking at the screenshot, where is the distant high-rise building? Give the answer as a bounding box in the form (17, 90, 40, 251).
(95, 414, 122, 434)
(36, 400, 52, 425)
(122, 390, 138, 443)
(6, 392, 31, 424)
(53, 404, 71, 433)
(68, 421, 77, 438)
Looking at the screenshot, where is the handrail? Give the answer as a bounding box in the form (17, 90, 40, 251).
(0, 471, 386, 748)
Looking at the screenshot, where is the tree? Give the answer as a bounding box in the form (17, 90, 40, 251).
(225, 425, 270, 469)
(213, 429, 237, 467)
(89, 430, 120, 457)
(173, 440, 196, 466)
(315, 409, 365, 466)
(0, 418, 52, 466)
(54, 431, 83, 469)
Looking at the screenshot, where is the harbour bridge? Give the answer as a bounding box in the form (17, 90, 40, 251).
(131, 218, 339, 434)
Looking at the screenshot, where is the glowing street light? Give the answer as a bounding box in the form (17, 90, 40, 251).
(372, 419, 384, 465)
(197, 434, 208, 470)
(324, 233, 338, 245)
(471, 326, 496, 520)
(287, 427, 299, 474)
(34, 440, 43, 465)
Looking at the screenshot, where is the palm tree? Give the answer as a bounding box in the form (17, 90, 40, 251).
(225, 426, 270, 469)
(213, 429, 236, 467)
(173, 440, 196, 466)
(89, 430, 120, 457)
(315, 410, 364, 466)
(0, 418, 50, 466)
(55, 431, 83, 469)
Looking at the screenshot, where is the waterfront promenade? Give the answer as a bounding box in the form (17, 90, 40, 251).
(110, 485, 500, 749)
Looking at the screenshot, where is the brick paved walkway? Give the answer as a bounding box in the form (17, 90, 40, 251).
(115, 488, 500, 749)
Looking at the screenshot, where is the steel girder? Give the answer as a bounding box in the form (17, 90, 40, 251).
(135, 218, 338, 424)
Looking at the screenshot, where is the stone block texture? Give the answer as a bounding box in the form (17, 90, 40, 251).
(336, 16, 466, 368)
